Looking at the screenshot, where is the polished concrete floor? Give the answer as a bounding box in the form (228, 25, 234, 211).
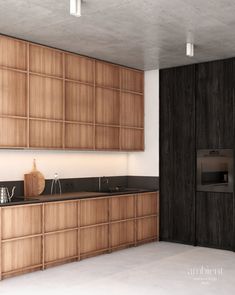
(0, 242, 234, 295)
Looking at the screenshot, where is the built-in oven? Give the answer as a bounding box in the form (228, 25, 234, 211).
(197, 149, 233, 193)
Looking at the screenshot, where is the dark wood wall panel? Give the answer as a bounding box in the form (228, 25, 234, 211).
(196, 59, 235, 149)
(160, 65, 196, 244)
(196, 192, 233, 250)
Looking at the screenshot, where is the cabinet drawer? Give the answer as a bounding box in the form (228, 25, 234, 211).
(110, 195, 135, 221)
(44, 201, 78, 233)
(137, 192, 159, 217)
(1, 205, 42, 240)
(80, 225, 108, 255)
(137, 216, 158, 242)
(110, 220, 135, 248)
(80, 198, 109, 226)
(1, 237, 42, 273)
(44, 230, 78, 263)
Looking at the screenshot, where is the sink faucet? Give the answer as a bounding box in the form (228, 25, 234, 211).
(98, 176, 109, 192)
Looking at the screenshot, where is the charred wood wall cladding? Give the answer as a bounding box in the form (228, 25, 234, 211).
(160, 58, 235, 250)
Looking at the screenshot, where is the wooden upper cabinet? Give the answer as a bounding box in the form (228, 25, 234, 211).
(65, 81, 94, 123)
(95, 126, 120, 150)
(29, 75, 63, 120)
(65, 123, 94, 149)
(0, 118, 27, 148)
(95, 88, 120, 125)
(95, 61, 120, 89)
(0, 69, 27, 117)
(120, 128, 144, 151)
(29, 45, 63, 77)
(29, 120, 63, 148)
(0, 36, 27, 70)
(120, 92, 144, 128)
(121, 68, 144, 93)
(65, 54, 94, 84)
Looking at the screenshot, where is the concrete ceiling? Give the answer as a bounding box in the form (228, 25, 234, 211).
(1, 0, 235, 70)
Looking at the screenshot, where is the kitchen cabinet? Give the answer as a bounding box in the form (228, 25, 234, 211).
(160, 65, 196, 244)
(0, 192, 159, 280)
(196, 192, 233, 250)
(0, 35, 144, 151)
(196, 59, 235, 149)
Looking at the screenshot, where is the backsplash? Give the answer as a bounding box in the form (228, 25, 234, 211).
(0, 176, 159, 197)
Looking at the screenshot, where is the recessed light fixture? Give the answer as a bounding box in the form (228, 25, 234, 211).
(70, 0, 81, 17)
(186, 42, 194, 57)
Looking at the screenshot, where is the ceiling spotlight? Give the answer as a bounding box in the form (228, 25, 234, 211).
(186, 42, 194, 57)
(70, 0, 81, 17)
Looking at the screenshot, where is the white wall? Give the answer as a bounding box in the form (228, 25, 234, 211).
(0, 70, 159, 181)
(127, 70, 159, 176)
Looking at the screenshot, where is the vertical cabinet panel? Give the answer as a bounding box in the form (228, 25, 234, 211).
(80, 198, 109, 226)
(2, 205, 42, 240)
(65, 123, 94, 149)
(80, 225, 109, 255)
(160, 65, 196, 244)
(137, 192, 158, 217)
(44, 201, 78, 233)
(65, 82, 94, 123)
(137, 217, 158, 242)
(45, 230, 78, 263)
(29, 45, 63, 77)
(0, 118, 27, 147)
(121, 68, 144, 93)
(95, 61, 120, 89)
(95, 87, 120, 125)
(0, 69, 27, 117)
(29, 75, 63, 120)
(120, 92, 144, 128)
(110, 195, 135, 221)
(65, 54, 94, 84)
(196, 59, 234, 149)
(196, 192, 233, 250)
(95, 126, 120, 150)
(110, 221, 135, 248)
(29, 120, 63, 148)
(0, 36, 27, 70)
(2, 237, 42, 273)
(120, 128, 144, 151)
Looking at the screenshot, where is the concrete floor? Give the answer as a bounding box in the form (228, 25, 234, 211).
(0, 242, 234, 295)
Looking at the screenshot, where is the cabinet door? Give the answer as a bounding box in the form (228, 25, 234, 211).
(120, 128, 144, 151)
(44, 230, 78, 264)
(110, 221, 135, 248)
(1, 237, 42, 274)
(80, 225, 109, 255)
(95, 126, 120, 150)
(95, 61, 120, 89)
(196, 192, 233, 250)
(160, 65, 196, 244)
(121, 68, 144, 93)
(120, 92, 144, 128)
(196, 59, 234, 149)
(44, 201, 78, 233)
(137, 217, 158, 242)
(80, 198, 109, 226)
(110, 195, 135, 221)
(65, 123, 94, 149)
(137, 192, 158, 217)
(1, 205, 42, 240)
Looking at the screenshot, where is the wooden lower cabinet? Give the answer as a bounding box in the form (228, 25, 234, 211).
(0, 192, 159, 280)
(110, 221, 135, 248)
(80, 225, 109, 256)
(44, 230, 78, 265)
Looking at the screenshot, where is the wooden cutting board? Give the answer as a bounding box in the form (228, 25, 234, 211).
(24, 159, 45, 197)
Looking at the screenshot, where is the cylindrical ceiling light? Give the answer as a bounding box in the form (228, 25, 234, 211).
(186, 42, 194, 57)
(70, 0, 81, 17)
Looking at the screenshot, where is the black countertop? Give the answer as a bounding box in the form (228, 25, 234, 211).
(0, 188, 158, 207)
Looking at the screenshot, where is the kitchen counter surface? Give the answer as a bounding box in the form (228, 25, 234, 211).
(0, 189, 158, 207)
